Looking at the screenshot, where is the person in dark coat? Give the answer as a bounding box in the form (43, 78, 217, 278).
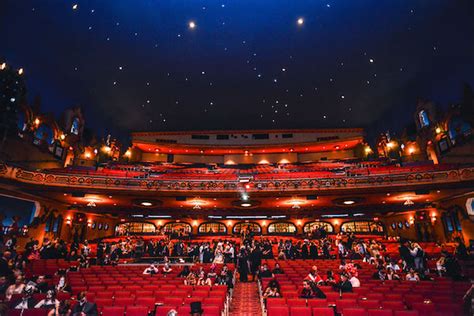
(399, 240, 415, 269)
(72, 292, 98, 316)
(249, 246, 262, 281)
(333, 274, 353, 293)
(300, 280, 326, 299)
(238, 247, 249, 282)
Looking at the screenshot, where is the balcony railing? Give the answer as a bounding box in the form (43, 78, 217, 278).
(1, 162, 473, 193)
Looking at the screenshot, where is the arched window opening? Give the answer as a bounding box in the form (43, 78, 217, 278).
(267, 222, 297, 235)
(303, 221, 334, 234)
(340, 221, 384, 234)
(115, 221, 156, 235)
(70, 117, 80, 135)
(198, 222, 227, 235)
(233, 222, 261, 235)
(418, 110, 430, 127)
(163, 222, 192, 234)
(34, 124, 54, 145)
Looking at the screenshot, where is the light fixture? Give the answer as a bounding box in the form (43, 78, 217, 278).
(18, 68, 24, 75)
(0, 63, 6, 70)
(141, 201, 153, 207)
(193, 204, 201, 210)
(189, 21, 196, 29)
(241, 203, 252, 207)
(435, 127, 441, 134)
(403, 199, 414, 206)
(297, 17, 304, 25)
(343, 200, 355, 205)
(87, 201, 96, 207)
(292, 204, 301, 209)
(84, 152, 91, 159)
(364, 146, 372, 154)
(296, 220, 302, 226)
(241, 193, 249, 201)
(59, 134, 66, 140)
(34, 118, 40, 126)
(124, 150, 131, 158)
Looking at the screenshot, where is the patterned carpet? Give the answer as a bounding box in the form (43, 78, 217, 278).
(230, 275, 263, 316)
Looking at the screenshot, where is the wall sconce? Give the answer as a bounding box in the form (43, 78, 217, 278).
(296, 220, 302, 226)
(192, 220, 198, 227)
(333, 219, 340, 226)
(409, 216, 415, 225)
(262, 220, 267, 227)
(66, 216, 72, 226)
(87, 219, 92, 228)
(157, 220, 163, 226)
(227, 220, 233, 227)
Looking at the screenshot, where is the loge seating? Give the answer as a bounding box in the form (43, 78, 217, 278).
(263, 259, 469, 316)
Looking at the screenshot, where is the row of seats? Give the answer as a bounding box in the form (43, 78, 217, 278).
(267, 306, 448, 316)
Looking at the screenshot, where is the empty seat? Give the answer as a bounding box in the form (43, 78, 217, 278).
(114, 297, 134, 307)
(102, 306, 124, 316)
(394, 311, 419, 316)
(311, 307, 336, 316)
(287, 298, 307, 307)
(290, 306, 312, 316)
(368, 310, 394, 316)
(382, 301, 405, 310)
(126, 306, 149, 316)
(268, 306, 290, 316)
(343, 308, 368, 316)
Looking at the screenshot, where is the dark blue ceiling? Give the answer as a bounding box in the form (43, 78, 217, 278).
(2, 0, 473, 142)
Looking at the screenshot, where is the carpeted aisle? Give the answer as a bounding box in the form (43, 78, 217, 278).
(229, 278, 263, 316)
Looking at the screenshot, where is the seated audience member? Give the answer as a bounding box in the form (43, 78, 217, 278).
(143, 263, 159, 275)
(305, 266, 324, 285)
(324, 270, 339, 286)
(405, 268, 420, 282)
(162, 263, 173, 275)
(178, 266, 191, 278)
(333, 274, 353, 293)
(436, 256, 447, 276)
(6, 275, 26, 301)
(184, 272, 197, 286)
(300, 280, 326, 299)
(387, 267, 401, 280)
(56, 273, 72, 293)
(258, 264, 274, 279)
(72, 292, 98, 316)
(375, 268, 387, 281)
(197, 271, 212, 286)
(12, 287, 36, 309)
(272, 263, 284, 274)
(386, 260, 401, 273)
(35, 289, 60, 310)
(52, 299, 72, 316)
(263, 279, 281, 299)
(349, 273, 360, 288)
(207, 264, 218, 278)
(31, 275, 49, 293)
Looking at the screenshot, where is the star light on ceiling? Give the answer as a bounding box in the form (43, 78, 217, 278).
(297, 17, 304, 25)
(189, 21, 196, 29)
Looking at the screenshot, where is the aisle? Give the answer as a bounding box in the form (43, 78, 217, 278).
(229, 278, 263, 316)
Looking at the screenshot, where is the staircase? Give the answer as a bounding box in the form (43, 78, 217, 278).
(229, 280, 263, 316)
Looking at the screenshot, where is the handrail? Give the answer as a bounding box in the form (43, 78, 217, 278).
(1, 162, 473, 193)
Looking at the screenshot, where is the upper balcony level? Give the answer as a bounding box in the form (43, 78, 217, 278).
(1, 160, 473, 194)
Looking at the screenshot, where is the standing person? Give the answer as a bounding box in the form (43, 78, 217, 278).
(249, 245, 262, 281)
(238, 247, 249, 282)
(399, 239, 415, 270)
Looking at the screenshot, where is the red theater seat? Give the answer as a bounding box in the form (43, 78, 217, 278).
(343, 308, 368, 316)
(203, 305, 221, 316)
(114, 297, 134, 307)
(287, 298, 307, 307)
(394, 311, 419, 316)
(311, 307, 336, 316)
(126, 306, 149, 316)
(267, 306, 290, 316)
(290, 306, 312, 316)
(368, 310, 394, 316)
(102, 306, 125, 316)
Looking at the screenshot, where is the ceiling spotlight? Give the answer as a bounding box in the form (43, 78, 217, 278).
(189, 21, 196, 29)
(141, 201, 152, 207)
(72, 4, 78, 10)
(241, 203, 252, 207)
(241, 194, 249, 201)
(297, 17, 304, 25)
(87, 201, 96, 207)
(193, 204, 201, 210)
(404, 199, 414, 206)
(292, 204, 301, 209)
(343, 200, 355, 205)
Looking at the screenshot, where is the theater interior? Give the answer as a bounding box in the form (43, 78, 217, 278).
(1, 2, 474, 316)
